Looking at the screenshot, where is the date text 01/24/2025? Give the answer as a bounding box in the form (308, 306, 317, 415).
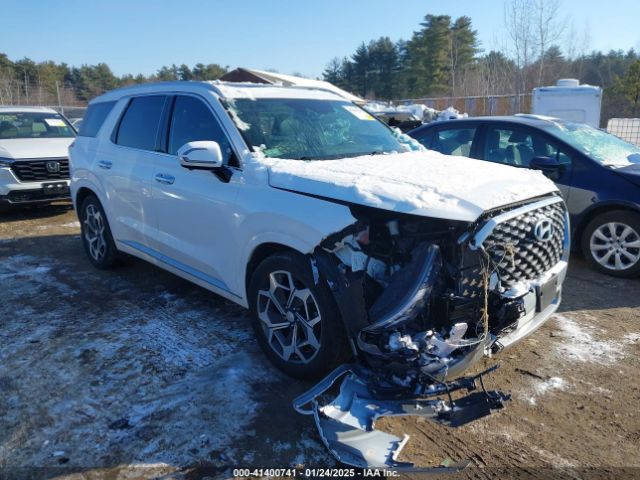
(232, 468, 400, 477)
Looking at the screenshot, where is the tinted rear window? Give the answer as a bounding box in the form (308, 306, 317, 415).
(116, 96, 166, 151)
(78, 101, 116, 137)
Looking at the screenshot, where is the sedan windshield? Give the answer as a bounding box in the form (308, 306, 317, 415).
(543, 120, 640, 167)
(0, 111, 75, 139)
(224, 98, 403, 160)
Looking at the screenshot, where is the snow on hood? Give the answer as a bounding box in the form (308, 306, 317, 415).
(0, 138, 74, 159)
(259, 150, 558, 222)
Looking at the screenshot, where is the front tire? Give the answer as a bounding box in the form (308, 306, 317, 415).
(581, 210, 640, 278)
(79, 194, 119, 269)
(248, 252, 351, 379)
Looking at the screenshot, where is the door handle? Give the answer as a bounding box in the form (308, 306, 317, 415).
(154, 173, 175, 185)
(97, 160, 112, 170)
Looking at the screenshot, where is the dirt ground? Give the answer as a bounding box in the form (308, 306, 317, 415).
(0, 204, 639, 480)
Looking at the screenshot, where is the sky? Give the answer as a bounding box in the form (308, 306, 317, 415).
(1, 0, 639, 79)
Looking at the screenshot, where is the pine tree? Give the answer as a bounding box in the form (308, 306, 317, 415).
(450, 16, 480, 95)
(351, 43, 370, 97)
(323, 57, 343, 87)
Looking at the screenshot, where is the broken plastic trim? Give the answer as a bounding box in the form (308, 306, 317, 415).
(364, 243, 441, 333)
(294, 364, 510, 471)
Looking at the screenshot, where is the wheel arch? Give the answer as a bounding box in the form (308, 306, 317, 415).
(75, 186, 96, 211)
(244, 242, 303, 297)
(574, 201, 640, 245)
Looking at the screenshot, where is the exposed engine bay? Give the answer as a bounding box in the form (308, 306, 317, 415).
(297, 196, 569, 470)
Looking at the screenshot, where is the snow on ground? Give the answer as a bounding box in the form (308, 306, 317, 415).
(517, 312, 638, 406)
(0, 252, 281, 468)
(526, 377, 567, 406)
(35, 221, 81, 231)
(551, 314, 628, 364)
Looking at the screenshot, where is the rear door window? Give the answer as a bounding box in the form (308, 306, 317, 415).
(78, 101, 116, 137)
(116, 96, 167, 151)
(167, 95, 233, 161)
(430, 127, 476, 157)
(483, 125, 570, 167)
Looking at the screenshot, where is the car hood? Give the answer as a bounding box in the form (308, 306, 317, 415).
(0, 138, 74, 160)
(614, 164, 640, 187)
(260, 150, 559, 222)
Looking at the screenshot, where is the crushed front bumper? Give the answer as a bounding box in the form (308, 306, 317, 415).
(494, 259, 568, 350)
(294, 364, 509, 471)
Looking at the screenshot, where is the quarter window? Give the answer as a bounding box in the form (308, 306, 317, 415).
(430, 127, 476, 157)
(78, 101, 116, 137)
(168, 96, 232, 161)
(116, 96, 166, 151)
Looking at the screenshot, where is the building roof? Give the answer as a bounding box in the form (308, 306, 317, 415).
(220, 67, 363, 103)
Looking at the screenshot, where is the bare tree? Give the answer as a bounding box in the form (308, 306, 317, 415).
(532, 0, 567, 84)
(504, 0, 536, 94)
(504, 0, 569, 93)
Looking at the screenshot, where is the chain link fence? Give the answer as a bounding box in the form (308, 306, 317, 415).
(607, 118, 640, 147)
(396, 93, 533, 116)
(0, 79, 86, 115)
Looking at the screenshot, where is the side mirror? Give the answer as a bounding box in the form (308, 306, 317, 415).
(530, 156, 561, 180)
(177, 141, 223, 170)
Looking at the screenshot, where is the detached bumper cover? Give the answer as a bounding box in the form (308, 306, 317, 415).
(294, 364, 509, 471)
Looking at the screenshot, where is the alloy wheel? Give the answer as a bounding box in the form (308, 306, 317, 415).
(256, 270, 322, 364)
(589, 222, 640, 271)
(83, 204, 107, 262)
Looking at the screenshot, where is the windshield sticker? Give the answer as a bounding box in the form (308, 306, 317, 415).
(44, 118, 66, 127)
(343, 105, 375, 121)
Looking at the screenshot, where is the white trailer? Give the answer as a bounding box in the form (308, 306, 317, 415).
(532, 79, 602, 128)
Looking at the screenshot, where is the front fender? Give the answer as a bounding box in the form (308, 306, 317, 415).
(235, 192, 356, 299)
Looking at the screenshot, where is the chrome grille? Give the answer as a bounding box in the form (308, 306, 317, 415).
(10, 158, 70, 182)
(483, 200, 566, 286)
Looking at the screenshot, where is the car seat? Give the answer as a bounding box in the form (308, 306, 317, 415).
(450, 129, 473, 157)
(508, 130, 534, 166)
(486, 130, 505, 162)
(0, 121, 18, 139)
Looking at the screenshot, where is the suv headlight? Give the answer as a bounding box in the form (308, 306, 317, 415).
(0, 157, 13, 167)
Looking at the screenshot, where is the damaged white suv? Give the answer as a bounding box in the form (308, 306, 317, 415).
(71, 80, 568, 400)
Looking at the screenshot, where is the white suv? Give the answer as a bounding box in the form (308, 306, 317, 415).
(70, 81, 569, 385)
(0, 106, 75, 208)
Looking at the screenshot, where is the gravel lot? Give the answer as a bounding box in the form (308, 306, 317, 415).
(1, 205, 639, 479)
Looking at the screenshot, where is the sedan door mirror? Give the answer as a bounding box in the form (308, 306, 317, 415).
(530, 156, 561, 180)
(177, 141, 223, 170)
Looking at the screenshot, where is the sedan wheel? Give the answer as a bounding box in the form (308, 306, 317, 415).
(582, 210, 640, 278)
(589, 222, 640, 271)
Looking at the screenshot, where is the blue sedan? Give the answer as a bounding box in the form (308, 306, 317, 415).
(409, 115, 640, 277)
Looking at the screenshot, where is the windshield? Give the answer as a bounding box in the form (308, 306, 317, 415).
(0, 111, 75, 139)
(542, 120, 640, 167)
(224, 98, 403, 160)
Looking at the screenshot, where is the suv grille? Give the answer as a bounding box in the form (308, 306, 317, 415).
(10, 158, 70, 182)
(483, 200, 566, 286)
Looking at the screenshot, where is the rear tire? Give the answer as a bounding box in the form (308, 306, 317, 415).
(581, 210, 640, 278)
(79, 194, 119, 269)
(248, 251, 351, 379)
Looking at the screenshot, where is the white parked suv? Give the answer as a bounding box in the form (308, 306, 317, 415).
(70, 81, 569, 387)
(0, 106, 75, 208)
